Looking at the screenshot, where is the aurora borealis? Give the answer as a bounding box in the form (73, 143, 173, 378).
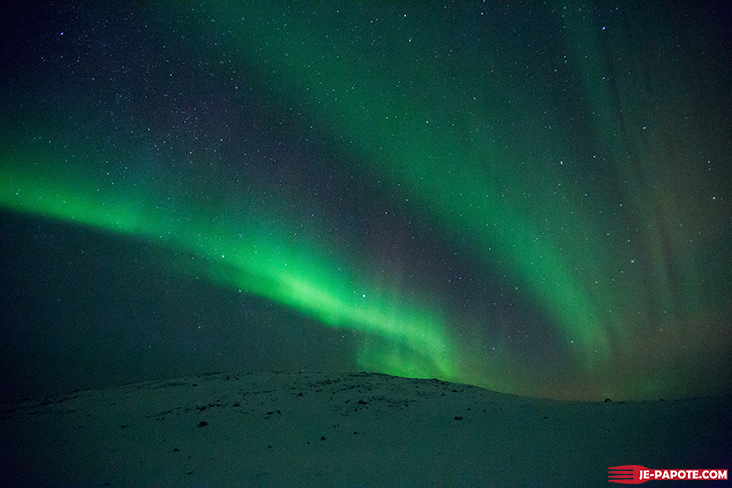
(1, 2, 730, 401)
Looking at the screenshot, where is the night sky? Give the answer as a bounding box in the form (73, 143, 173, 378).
(1, 2, 730, 402)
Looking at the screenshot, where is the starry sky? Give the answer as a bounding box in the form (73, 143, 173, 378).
(1, 2, 730, 402)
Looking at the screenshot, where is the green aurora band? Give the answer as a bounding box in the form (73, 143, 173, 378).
(0, 152, 466, 386)
(1, 2, 730, 400)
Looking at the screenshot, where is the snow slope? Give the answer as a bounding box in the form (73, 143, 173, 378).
(1, 371, 729, 486)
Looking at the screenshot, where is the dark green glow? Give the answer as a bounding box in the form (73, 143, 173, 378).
(193, 2, 730, 397)
(1, 2, 729, 400)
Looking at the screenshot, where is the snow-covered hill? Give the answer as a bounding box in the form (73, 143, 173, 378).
(1, 371, 729, 486)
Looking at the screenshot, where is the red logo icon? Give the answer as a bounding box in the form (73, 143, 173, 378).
(609, 465, 728, 484)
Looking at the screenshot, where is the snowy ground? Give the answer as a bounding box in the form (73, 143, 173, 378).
(1, 371, 729, 486)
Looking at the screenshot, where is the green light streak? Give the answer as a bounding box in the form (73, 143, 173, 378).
(187, 2, 730, 397)
(0, 146, 464, 383)
(195, 2, 613, 368)
(1, 3, 728, 400)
